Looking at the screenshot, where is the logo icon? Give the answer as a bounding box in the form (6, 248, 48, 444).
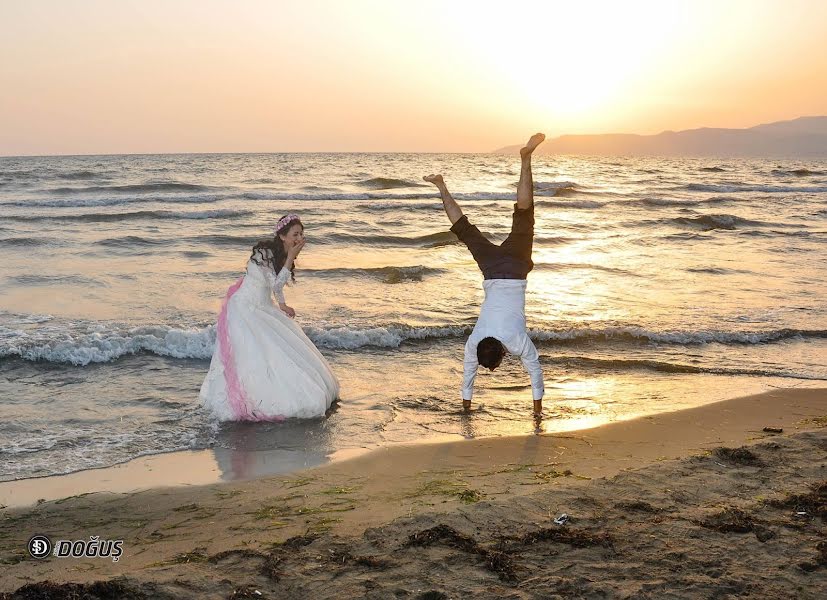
(28, 535, 53, 559)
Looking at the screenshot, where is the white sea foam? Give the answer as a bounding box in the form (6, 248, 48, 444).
(304, 325, 468, 349)
(0, 312, 54, 324)
(534, 181, 580, 194)
(0, 428, 204, 482)
(0, 323, 216, 366)
(528, 326, 826, 345)
(2, 319, 825, 365)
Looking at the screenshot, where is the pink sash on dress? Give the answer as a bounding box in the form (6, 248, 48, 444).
(217, 276, 253, 420)
(217, 275, 286, 422)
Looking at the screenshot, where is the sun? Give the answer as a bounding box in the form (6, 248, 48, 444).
(431, 1, 689, 127)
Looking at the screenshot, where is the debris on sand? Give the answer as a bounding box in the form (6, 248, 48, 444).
(713, 446, 764, 467)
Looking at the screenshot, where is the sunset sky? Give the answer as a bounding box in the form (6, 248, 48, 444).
(1, 0, 826, 155)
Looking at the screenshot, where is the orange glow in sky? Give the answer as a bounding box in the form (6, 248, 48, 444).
(1, 0, 826, 155)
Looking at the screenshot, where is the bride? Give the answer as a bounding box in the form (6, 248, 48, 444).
(200, 214, 339, 421)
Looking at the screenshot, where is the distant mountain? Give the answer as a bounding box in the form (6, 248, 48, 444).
(493, 116, 827, 157)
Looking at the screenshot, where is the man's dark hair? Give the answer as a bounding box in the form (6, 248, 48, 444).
(477, 337, 506, 370)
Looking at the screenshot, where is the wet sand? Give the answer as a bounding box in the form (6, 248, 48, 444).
(1, 387, 825, 599)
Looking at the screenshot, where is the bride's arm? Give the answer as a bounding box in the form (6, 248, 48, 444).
(275, 240, 305, 317)
(274, 268, 293, 316)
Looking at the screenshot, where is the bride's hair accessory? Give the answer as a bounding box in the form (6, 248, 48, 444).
(274, 214, 300, 235)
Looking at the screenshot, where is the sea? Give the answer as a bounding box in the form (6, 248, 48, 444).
(1, 152, 825, 483)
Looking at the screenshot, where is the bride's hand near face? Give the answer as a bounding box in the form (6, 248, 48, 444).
(287, 238, 305, 259)
(280, 238, 304, 319)
(282, 238, 305, 274)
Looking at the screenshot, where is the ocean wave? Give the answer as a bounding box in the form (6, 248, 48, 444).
(300, 185, 335, 192)
(356, 177, 429, 190)
(0, 312, 53, 324)
(241, 190, 530, 202)
(306, 265, 447, 283)
(96, 235, 170, 248)
(49, 182, 213, 194)
(133, 208, 253, 220)
(0, 323, 216, 366)
(672, 214, 762, 231)
(0, 193, 232, 208)
(534, 181, 580, 196)
(699, 166, 727, 172)
(634, 196, 729, 207)
(320, 231, 573, 248)
(533, 262, 638, 276)
(4, 208, 253, 223)
(535, 199, 605, 209)
(0, 237, 50, 247)
(0, 169, 39, 179)
(3, 320, 826, 365)
(240, 191, 435, 202)
(96, 233, 271, 249)
(323, 231, 462, 247)
(541, 234, 581, 246)
(685, 266, 753, 275)
(6, 274, 107, 287)
(656, 232, 711, 242)
(0, 428, 205, 483)
(355, 201, 444, 212)
(736, 229, 822, 239)
(192, 233, 279, 248)
(1, 189, 586, 210)
(529, 326, 827, 345)
(685, 183, 827, 193)
(548, 356, 822, 380)
(771, 168, 825, 177)
(0, 322, 468, 363)
(56, 170, 105, 180)
(305, 325, 468, 349)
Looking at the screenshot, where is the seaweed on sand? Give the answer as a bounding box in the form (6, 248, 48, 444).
(765, 480, 827, 521)
(262, 534, 319, 581)
(405, 524, 517, 582)
(0, 579, 173, 600)
(699, 507, 754, 533)
(713, 447, 764, 467)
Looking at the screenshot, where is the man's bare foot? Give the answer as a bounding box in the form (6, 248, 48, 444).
(462, 399, 471, 413)
(520, 133, 546, 158)
(533, 399, 543, 416)
(423, 174, 444, 187)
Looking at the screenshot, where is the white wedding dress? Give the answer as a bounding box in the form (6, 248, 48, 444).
(200, 249, 339, 421)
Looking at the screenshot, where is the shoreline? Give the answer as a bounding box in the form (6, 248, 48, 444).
(0, 445, 377, 511)
(2, 380, 818, 510)
(1, 387, 825, 597)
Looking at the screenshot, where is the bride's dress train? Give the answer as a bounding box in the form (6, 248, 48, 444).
(200, 250, 339, 420)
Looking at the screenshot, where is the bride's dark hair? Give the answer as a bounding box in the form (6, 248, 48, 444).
(250, 215, 303, 282)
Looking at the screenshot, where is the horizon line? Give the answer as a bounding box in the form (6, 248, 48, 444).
(3, 114, 824, 160)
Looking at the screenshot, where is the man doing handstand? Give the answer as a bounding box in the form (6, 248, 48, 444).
(424, 133, 546, 415)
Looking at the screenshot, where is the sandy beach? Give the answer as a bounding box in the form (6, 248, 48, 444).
(1, 387, 825, 599)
